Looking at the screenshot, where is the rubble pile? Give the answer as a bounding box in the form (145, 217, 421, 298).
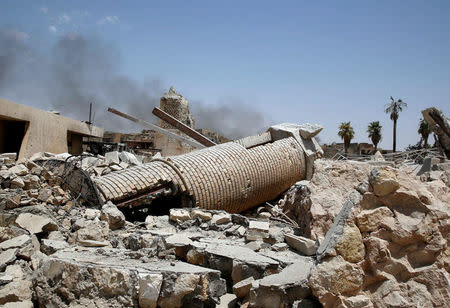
(0, 151, 449, 307)
(291, 160, 450, 307)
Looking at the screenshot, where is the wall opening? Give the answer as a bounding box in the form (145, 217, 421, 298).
(0, 117, 29, 159)
(67, 131, 84, 155)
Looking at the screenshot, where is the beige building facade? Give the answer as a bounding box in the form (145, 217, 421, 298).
(0, 98, 103, 159)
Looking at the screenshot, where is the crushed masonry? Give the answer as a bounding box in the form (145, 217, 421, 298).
(0, 109, 449, 307)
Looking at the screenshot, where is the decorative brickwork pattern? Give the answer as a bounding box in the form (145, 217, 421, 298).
(159, 87, 195, 129)
(93, 136, 306, 213)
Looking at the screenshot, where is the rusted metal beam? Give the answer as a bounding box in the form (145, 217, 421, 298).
(107, 107, 205, 149)
(152, 107, 216, 147)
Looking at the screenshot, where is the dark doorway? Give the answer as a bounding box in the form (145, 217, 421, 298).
(0, 118, 28, 158)
(67, 131, 84, 155)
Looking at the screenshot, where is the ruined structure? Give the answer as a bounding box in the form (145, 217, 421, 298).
(154, 87, 197, 156)
(322, 142, 380, 158)
(0, 98, 103, 159)
(72, 123, 323, 213)
(422, 107, 450, 159)
(0, 133, 449, 307)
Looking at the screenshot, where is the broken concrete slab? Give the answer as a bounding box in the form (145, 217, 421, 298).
(284, 233, 316, 256)
(170, 209, 191, 222)
(298, 123, 323, 139)
(2, 300, 34, 308)
(105, 151, 120, 165)
(119, 151, 141, 165)
(233, 276, 254, 298)
(8, 164, 28, 176)
(188, 240, 279, 288)
(165, 233, 193, 248)
(10, 177, 25, 189)
(217, 293, 238, 308)
(190, 209, 212, 221)
(0, 235, 31, 250)
(77, 239, 110, 247)
(0, 248, 17, 271)
(0, 274, 13, 285)
(34, 248, 226, 307)
(272, 243, 289, 252)
(248, 220, 270, 233)
(100, 201, 126, 230)
(138, 273, 163, 308)
(211, 212, 231, 225)
(40, 239, 69, 255)
(15, 213, 58, 234)
(249, 260, 314, 308)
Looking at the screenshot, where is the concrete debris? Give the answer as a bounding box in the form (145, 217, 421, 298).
(211, 212, 232, 225)
(233, 276, 254, 298)
(284, 233, 316, 256)
(0, 248, 17, 271)
(0, 235, 31, 250)
(15, 213, 58, 234)
(369, 166, 400, 196)
(298, 123, 323, 139)
(0, 146, 449, 307)
(100, 201, 126, 230)
(249, 260, 314, 308)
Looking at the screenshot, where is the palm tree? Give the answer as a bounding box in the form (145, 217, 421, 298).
(367, 121, 382, 152)
(338, 122, 355, 154)
(418, 118, 430, 148)
(385, 96, 407, 152)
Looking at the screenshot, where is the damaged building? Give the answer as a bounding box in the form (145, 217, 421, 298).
(0, 104, 449, 308)
(0, 98, 103, 159)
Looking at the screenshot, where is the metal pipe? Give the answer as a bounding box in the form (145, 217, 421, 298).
(152, 107, 216, 147)
(107, 107, 205, 149)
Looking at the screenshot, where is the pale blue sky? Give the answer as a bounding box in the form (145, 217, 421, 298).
(1, 0, 449, 149)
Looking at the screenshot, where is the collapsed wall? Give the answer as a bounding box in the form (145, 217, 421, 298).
(71, 123, 323, 213)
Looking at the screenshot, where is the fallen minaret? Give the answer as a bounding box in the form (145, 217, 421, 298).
(67, 123, 322, 213)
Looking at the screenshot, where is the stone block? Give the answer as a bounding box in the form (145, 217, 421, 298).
(190, 209, 212, 221)
(170, 209, 191, 222)
(249, 260, 313, 308)
(105, 151, 120, 165)
(0, 249, 17, 271)
(369, 167, 399, 197)
(101, 201, 126, 230)
(40, 239, 69, 255)
(0, 235, 31, 250)
(15, 213, 58, 234)
(34, 248, 226, 307)
(211, 213, 231, 225)
(284, 234, 316, 256)
(233, 276, 254, 298)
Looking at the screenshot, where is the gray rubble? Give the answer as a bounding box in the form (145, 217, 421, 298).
(0, 150, 449, 307)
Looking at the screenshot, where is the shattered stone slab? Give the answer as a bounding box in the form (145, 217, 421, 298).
(34, 248, 226, 307)
(249, 260, 314, 308)
(15, 213, 58, 234)
(284, 233, 316, 256)
(0, 235, 31, 250)
(189, 239, 279, 287)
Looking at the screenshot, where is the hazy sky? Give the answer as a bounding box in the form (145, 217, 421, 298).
(1, 1, 449, 149)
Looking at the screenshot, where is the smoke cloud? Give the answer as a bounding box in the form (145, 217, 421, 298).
(191, 98, 268, 139)
(0, 29, 268, 138)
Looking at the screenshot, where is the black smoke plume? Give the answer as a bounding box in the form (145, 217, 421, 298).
(0, 29, 268, 138)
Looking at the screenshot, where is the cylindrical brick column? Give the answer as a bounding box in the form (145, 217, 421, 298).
(93, 136, 306, 213)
